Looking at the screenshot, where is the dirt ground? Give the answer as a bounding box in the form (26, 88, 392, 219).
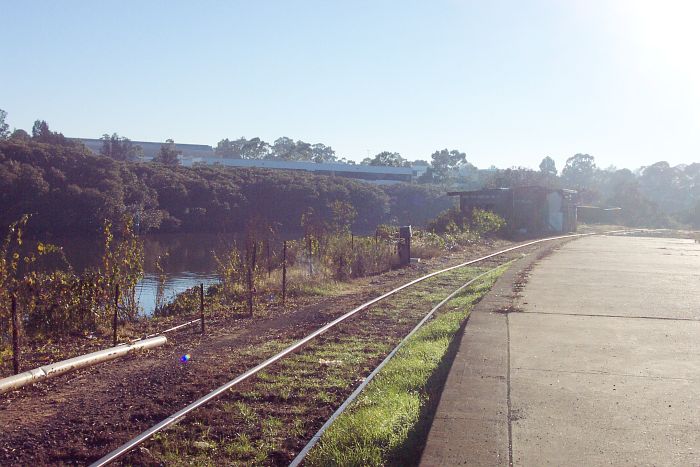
(0, 238, 554, 465)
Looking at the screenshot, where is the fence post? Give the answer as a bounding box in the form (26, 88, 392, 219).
(113, 284, 119, 346)
(267, 241, 272, 278)
(307, 236, 313, 276)
(11, 294, 20, 375)
(200, 283, 205, 334)
(282, 240, 287, 306)
(398, 225, 412, 266)
(247, 241, 256, 317)
(351, 233, 354, 249)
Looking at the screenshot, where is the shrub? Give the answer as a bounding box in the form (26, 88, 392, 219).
(426, 208, 505, 238)
(323, 235, 397, 280)
(425, 208, 468, 234)
(471, 209, 506, 237)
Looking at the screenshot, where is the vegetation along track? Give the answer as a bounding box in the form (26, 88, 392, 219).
(0, 234, 601, 466)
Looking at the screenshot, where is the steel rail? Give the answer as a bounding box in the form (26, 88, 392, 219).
(289, 264, 503, 466)
(91, 231, 620, 466)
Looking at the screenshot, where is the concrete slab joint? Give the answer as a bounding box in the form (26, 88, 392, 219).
(420, 236, 700, 466)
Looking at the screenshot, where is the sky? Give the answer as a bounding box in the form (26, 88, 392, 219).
(2, 0, 699, 171)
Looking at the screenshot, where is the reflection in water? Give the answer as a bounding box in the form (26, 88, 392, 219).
(136, 272, 220, 316)
(35, 233, 262, 316)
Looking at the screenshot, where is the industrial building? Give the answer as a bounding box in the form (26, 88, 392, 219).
(77, 138, 418, 185)
(179, 157, 416, 184)
(448, 186, 578, 237)
(79, 138, 214, 159)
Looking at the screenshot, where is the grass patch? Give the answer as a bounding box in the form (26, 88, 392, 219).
(305, 263, 510, 467)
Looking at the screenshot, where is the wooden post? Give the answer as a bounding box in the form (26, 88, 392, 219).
(398, 225, 412, 266)
(11, 294, 20, 375)
(200, 283, 205, 334)
(307, 236, 313, 276)
(267, 241, 272, 278)
(351, 233, 354, 249)
(247, 241, 256, 317)
(113, 284, 119, 346)
(282, 241, 287, 306)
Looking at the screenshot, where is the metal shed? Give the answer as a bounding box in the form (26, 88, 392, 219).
(448, 186, 578, 237)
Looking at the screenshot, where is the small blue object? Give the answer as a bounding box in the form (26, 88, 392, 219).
(180, 354, 191, 362)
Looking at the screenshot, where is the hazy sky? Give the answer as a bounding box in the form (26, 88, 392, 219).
(2, 0, 699, 170)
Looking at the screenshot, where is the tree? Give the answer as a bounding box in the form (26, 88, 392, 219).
(361, 151, 410, 167)
(241, 137, 271, 159)
(215, 137, 271, 159)
(272, 137, 296, 160)
(430, 149, 469, 182)
(639, 161, 685, 213)
(484, 167, 556, 189)
(30, 120, 71, 145)
(311, 143, 337, 163)
(215, 138, 240, 158)
(0, 109, 9, 140)
(100, 133, 142, 161)
(10, 129, 30, 141)
(32, 120, 51, 140)
(561, 153, 597, 189)
(328, 200, 357, 233)
(153, 139, 181, 165)
(539, 156, 557, 176)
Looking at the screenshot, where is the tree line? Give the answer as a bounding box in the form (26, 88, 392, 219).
(0, 118, 453, 237)
(477, 153, 700, 228)
(1, 109, 700, 233)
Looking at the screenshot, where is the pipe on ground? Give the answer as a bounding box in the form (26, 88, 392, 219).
(0, 336, 167, 395)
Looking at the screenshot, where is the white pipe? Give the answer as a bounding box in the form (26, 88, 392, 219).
(0, 336, 167, 395)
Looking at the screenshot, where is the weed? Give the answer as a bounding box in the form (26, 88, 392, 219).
(234, 401, 257, 424)
(305, 264, 509, 466)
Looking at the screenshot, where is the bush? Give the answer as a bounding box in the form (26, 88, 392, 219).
(471, 209, 506, 237)
(0, 216, 144, 347)
(425, 208, 468, 234)
(323, 235, 397, 280)
(426, 208, 504, 238)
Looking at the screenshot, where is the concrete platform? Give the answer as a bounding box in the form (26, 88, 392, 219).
(420, 235, 700, 466)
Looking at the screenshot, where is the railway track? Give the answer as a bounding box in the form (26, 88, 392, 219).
(0, 231, 639, 465)
(90, 232, 623, 466)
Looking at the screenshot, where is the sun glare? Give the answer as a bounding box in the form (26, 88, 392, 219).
(616, 0, 700, 95)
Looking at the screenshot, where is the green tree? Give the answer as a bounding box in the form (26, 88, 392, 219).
(272, 137, 297, 160)
(30, 120, 72, 145)
(328, 200, 357, 233)
(361, 151, 410, 167)
(562, 153, 597, 189)
(430, 149, 469, 182)
(9, 129, 30, 141)
(485, 167, 555, 188)
(311, 143, 337, 163)
(215, 138, 239, 158)
(539, 156, 557, 176)
(153, 139, 181, 165)
(215, 137, 271, 159)
(0, 109, 9, 140)
(639, 161, 685, 213)
(100, 133, 142, 161)
(32, 120, 51, 140)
